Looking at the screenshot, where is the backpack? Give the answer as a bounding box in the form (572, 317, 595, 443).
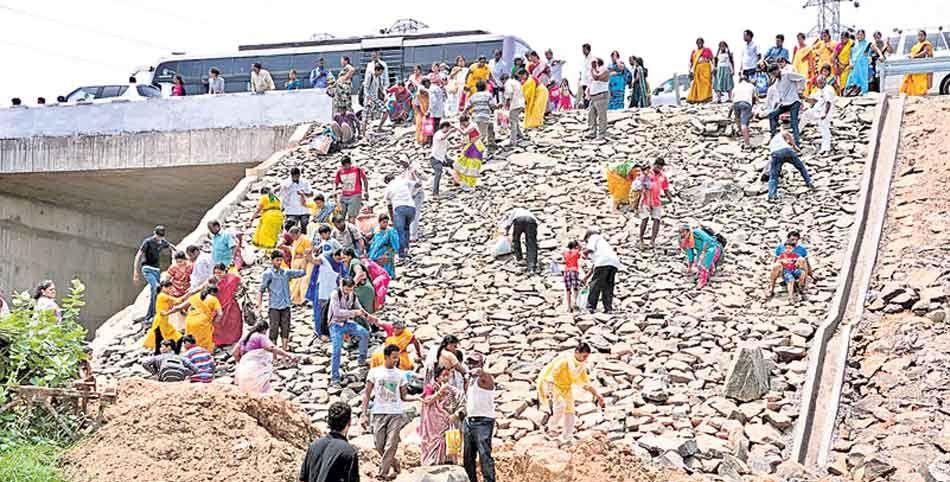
(700, 225, 728, 247)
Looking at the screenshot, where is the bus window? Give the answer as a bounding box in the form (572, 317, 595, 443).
(513, 39, 531, 61)
(234, 58, 263, 76)
(411, 45, 444, 68)
(293, 53, 321, 74)
(444, 43, 478, 65)
(475, 41, 502, 60)
(154, 61, 178, 82)
(261, 54, 294, 74)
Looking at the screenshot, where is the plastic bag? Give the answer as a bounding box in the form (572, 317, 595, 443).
(445, 429, 462, 457)
(492, 236, 512, 257)
(576, 288, 589, 310)
(549, 260, 563, 275)
(497, 110, 509, 127)
(422, 116, 435, 136)
(606, 170, 633, 204)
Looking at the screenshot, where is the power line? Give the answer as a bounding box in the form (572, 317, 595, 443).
(0, 4, 173, 51)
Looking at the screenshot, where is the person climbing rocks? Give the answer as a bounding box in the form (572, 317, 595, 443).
(536, 342, 605, 445)
(637, 158, 674, 250)
(499, 207, 539, 273)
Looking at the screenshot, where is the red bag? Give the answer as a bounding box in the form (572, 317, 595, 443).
(422, 115, 435, 136)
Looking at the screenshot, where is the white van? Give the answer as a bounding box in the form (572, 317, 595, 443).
(882, 26, 950, 94)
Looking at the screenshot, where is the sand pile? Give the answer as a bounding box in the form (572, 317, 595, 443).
(61, 378, 318, 482)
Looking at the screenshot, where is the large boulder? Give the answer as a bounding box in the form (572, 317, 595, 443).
(723, 344, 771, 402)
(394, 465, 470, 482)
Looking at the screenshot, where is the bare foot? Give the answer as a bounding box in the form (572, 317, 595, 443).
(764, 290, 774, 300)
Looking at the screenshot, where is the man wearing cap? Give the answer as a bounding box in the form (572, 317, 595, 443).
(461, 353, 497, 482)
(279, 167, 313, 235)
(133, 225, 177, 324)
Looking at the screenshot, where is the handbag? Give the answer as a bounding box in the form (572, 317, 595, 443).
(445, 429, 462, 457)
(422, 115, 435, 136)
(239, 285, 257, 326)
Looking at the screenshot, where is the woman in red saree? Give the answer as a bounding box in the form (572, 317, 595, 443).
(363, 257, 391, 308)
(166, 251, 193, 297)
(211, 263, 243, 346)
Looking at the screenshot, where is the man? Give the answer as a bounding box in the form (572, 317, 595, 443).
(258, 250, 307, 351)
(299, 401, 360, 482)
(208, 220, 236, 268)
(329, 278, 377, 385)
(587, 58, 610, 140)
(488, 49, 509, 103)
(462, 353, 496, 482)
(768, 230, 812, 300)
(363, 51, 390, 89)
(280, 167, 314, 234)
(770, 241, 809, 303)
(362, 64, 387, 133)
(578, 43, 594, 108)
(504, 72, 526, 147)
(731, 75, 756, 147)
(427, 78, 446, 135)
(383, 173, 417, 260)
(536, 342, 606, 444)
(250, 63, 275, 93)
(741, 29, 761, 79)
(133, 225, 176, 323)
(187, 245, 214, 289)
(546, 49, 565, 84)
(312, 243, 345, 340)
(583, 228, 623, 313)
(766, 63, 806, 146)
(181, 334, 215, 383)
(142, 339, 198, 382)
(803, 75, 835, 153)
(467, 80, 496, 153)
(208, 67, 225, 94)
(499, 207, 538, 273)
(10, 98, 23, 107)
(331, 214, 365, 256)
(311, 193, 337, 226)
(767, 129, 814, 201)
(334, 156, 369, 224)
(361, 344, 415, 481)
(765, 34, 790, 64)
(638, 159, 674, 249)
(309, 58, 334, 90)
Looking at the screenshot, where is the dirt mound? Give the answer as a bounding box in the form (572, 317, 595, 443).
(496, 434, 701, 482)
(61, 378, 318, 482)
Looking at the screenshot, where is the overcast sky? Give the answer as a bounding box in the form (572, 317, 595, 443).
(1, 0, 948, 104)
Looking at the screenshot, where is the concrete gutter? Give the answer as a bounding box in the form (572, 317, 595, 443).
(90, 123, 312, 359)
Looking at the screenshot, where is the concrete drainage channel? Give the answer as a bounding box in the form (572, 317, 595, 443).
(790, 93, 905, 470)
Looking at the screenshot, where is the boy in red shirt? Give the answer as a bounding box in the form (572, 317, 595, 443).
(562, 241, 582, 312)
(334, 156, 369, 224)
(638, 159, 674, 249)
(774, 241, 806, 303)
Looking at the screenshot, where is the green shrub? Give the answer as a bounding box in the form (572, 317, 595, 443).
(0, 441, 68, 482)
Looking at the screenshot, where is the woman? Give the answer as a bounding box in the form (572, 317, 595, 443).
(844, 30, 872, 96)
(833, 31, 854, 94)
(142, 279, 183, 354)
(288, 228, 313, 305)
(369, 320, 423, 370)
(524, 52, 552, 122)
(249, 186, 284, 249)
(687, 38, 714, 103)
(900, 30, 934, 96)
(210, 263, 243, 347)
(364, 257, 391, 308)
(234, 321, 297, 394)
(713, 41, 735, 102)
(171, 75, 186, 96)
(277, 221, 296, 267)
(413, 80, 431, 145)
(428, 63, 442, 84)
(386, 81, 412, 124)
(166, 251, 193, 298)
(446, 56, 467, 116)
(208, 67, 225, 94)
(607, 51, 629, 110)
(367, 214, 400, 279)
(678, 225, 724, 290)
(452, 116, 485, 191)
(169, 285, 222, 352)
(628, 57, 650, 108)
(814, 30, 837, 75)
(32, 280, 61, 322)
(341, 248, 376, 314)
(419, 366, 463, 466)
(556, 78, 574, 111)
(333, 57, 356, 116)
(427, 335, 467, 391)
(409, 65, 424, 88)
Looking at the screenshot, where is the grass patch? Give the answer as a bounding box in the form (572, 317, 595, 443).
(0, 441, 68, 482)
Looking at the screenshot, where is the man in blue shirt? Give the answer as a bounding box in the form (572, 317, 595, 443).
(258, 250, 307, 351)
(768, 230, 812, 296)
(765, 34, 790, 64)
(309, 58, 334, 89)
(208, 220, 236, 267)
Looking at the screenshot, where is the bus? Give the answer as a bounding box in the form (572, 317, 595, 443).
(150, 30, 532, 95)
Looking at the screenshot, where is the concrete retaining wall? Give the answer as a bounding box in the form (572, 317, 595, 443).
(0, 89, 331, 139)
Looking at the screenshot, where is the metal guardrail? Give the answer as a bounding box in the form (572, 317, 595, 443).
(880, 56, 950, 88)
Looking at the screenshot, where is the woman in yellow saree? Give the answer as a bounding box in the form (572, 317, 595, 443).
(249, 187, 283, 248)
(168, 285, 222, 353)
(287, 227, 312, 305)
(813, 30, 837, 76)
(834, 31, 854, 94)
(900, 30, 934, 96)
(413, 83, 431, 145)
(522, 75, 549, 129)
(793, 33, 816, 94)
(142, 280, 183, 354)
(369, 320, 424, 370)
(687, 38, 713, 104)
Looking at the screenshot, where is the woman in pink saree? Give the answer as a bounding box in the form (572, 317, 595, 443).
(233, 321, 297, 394)
(363, 257, 391, 308)
(211, 263, 243, 346)
(418, 365, 463, 465)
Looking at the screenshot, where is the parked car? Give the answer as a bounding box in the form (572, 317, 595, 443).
(651, 74, 692, 106)
(882, 26, 950, 94)
(64, 84, 162, 103)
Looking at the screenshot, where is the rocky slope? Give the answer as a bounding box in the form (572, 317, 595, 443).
(94, 96, 877, 479)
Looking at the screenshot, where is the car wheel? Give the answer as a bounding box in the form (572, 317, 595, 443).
(941, 76, 950, 95)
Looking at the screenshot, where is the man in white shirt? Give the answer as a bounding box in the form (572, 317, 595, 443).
(430, 121, 451, 196)
(279, 167, 313, 234)
(186, 245, 214, 289)
(767, 129, 813, 200)
(803, 75, 835, 153)
(504, 72, 527, 146)
(361, 344, 416, 481)
(546, 49, 565, 85)
(462, 353, 496, 482)
(766, 61, 807, 147)
(582, 228, 623, 313)
(587, 58, 610, 140)
(741, 30, 761, 79)
(578, 43, 593, 108)
(731, 76, 757, 147)
(363, 51, 390, 89)
(383, 173, 417, 259)
(250, 63, 275, 93)
(488, 49, 509, 103)
(499, 207, 539, 273)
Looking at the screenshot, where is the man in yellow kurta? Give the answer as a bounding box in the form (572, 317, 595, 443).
(900, 30, 935, 96)
(536, 342, 605, 443)
(466, 56, 492, 97)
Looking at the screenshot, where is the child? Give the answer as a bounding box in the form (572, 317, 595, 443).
(557, 78, 574, 111)
(638, 158, 673, 249)
(452, 114, 485, 192)
(628, 164, 644, 215)
(562, 241, 582, 312)
(466, 80, 496, 154)
(431, 121, 453, 196)
(774, 242, 806, 303)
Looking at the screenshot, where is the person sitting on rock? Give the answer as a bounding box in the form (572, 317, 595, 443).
(141, 339, 198, 383)
(767, 232, 811, 301)
(768, 241, 809, 303)
(678, 224, 724, 289)
(499, 207, 539, 273)
(536, 342, 605, 445)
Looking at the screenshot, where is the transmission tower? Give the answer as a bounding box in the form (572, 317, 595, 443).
(803, 0, 859, 39)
